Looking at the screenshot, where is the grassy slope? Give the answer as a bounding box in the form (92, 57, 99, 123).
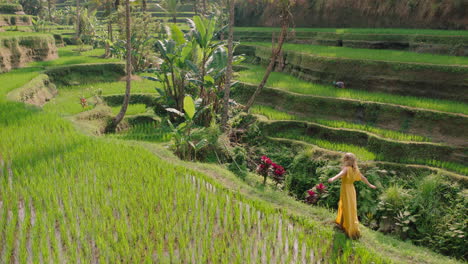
(237, 65, 468, 115)
(235, 27, 468, 36)
(0, 46, 463, 263)
(245, 42, 468, 65)
(251, 105, 430, 142)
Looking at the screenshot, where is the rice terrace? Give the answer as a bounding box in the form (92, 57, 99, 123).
(0, 0, 467, 263)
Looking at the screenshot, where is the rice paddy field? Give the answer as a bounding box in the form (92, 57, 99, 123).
(244, 42, 468, 66)
(1, 0, 467, 260)
(251, 105, 431, 142)
(0, 41, 465, 263)
(0, 47, 396, 264)
(238, 65, 468, 115)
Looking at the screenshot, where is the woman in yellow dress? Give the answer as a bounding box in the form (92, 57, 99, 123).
(328, 153, 376, 239)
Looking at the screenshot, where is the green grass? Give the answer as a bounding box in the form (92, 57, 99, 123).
(251, 105, 430, 142)
(246, 42, 468, 65)
(0, 67, 42, 97)
(109, 122, 172, 143)
(30, 46, 121, 68)
(235, 27, 468, 36)
(111, 104, 148, 115)
(274, 130, 467, 175)
(44, 80, 158, 116)
(0, 31, 48, 38)
(238, 65, 468, 115)
(275, 131, 378, 161)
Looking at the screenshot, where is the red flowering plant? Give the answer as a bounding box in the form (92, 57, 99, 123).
(256, 155, 286, 185)
(271, 163, 286, 186)
(305, 183, 328, 205)
(79, 96, 88, 108)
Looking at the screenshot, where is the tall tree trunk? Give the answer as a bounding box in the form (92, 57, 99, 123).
(47, 0, 52, 22)
(109, 0, 132, 131)
(221, 0, 235, 131)
(105, 4, 112, 58)
(244, 13, 289, 112)
(75, 0, 80, 39)
(142, 0, 147, 12)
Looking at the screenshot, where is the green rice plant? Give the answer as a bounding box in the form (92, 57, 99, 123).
(251, 105, 430, 142)
(275, 132, 377, 161)
(273, 129, 466, 175)
(239, 65, 468, 115)
(246, 42, 468, 65)
(109, 122, 172, 143)
(110, 104, 148, 115)
(30, 46, 121, 68)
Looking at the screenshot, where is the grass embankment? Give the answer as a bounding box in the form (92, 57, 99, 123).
(251, 105, 430, 142)
(237, 65, 468, 115)
(235, 27, 468, 36)
(251, 106, 467, 175)
(30, 46, 120, 68)
(245, 42, 468, 66)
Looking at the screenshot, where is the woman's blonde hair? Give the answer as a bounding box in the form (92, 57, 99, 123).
(343, 153, 359, 172)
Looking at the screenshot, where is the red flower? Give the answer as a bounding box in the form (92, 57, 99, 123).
(316, 183, 326, 192)
(307, 190, 316, 196)
(261, 155, 272, 165)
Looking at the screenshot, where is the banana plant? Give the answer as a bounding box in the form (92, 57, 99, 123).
(166, 96, 208, 160)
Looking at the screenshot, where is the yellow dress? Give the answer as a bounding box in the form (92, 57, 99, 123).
(335, 166, 362, 239)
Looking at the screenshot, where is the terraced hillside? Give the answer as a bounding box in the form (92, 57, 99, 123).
(234, 27, 468, 56)
(0, 42, 464, 263)
(1, 1, 466, 261)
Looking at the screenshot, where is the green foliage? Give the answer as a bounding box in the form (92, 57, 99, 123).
(19, 0, 42, 15)
(286, 149, 327, 198)
(167, 95, 210, 160)
(431, 195, 467, 259)
(0, 3, 23, 13)
(276, 131, 377, 161)
(112, 10, 159, 71)
(227, 146, 248, 179)
(148, 18, 243, 125)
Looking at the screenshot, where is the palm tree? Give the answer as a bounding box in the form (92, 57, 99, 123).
(244, 0, 293, 112)
(108, 0, 132, 131)
(221, 0, 235, 131)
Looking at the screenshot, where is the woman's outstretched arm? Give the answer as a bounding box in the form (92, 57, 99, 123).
(328, 167, 348, 183)
(360, 174, 377, 189)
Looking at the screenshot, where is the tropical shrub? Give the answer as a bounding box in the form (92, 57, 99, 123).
(148, 17, 243, 125)
(255, 155, 286, 185)
(286, 149, 327, 199)
(305, 183, 328, 205)
(166, 95, 208, 160)
(227, 145, 248, 179)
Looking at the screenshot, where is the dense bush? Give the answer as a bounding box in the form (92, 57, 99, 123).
(0, 3, 23, 14)
(286, 149, 327, 198)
